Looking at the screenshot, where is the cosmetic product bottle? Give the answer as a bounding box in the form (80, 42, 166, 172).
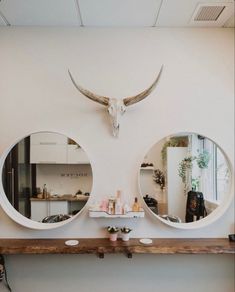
(42, 184, 47, 199)
(123, 202, 130, 215)
(108, 197, 116, 214)
(100, 199, 108, 212)
(115, 190, 122, 214)
(108, 199, 113, 214)
(132, 197, 140, 212)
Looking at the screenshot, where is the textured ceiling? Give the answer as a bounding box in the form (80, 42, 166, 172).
(0, 0, 234, 27)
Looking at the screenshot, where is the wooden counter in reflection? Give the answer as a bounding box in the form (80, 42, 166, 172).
(30, 195, 89, 202)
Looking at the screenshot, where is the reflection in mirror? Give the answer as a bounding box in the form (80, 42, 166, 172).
(2, 132, 92, 223)
(139, 133, 231, 224)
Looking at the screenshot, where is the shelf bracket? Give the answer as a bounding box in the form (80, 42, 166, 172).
(126, 252, 132, 258)
(97, 248, 104, 259)
(98, 252, 104, 259)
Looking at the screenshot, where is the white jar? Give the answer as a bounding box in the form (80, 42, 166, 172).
(122, 233, 130, 241)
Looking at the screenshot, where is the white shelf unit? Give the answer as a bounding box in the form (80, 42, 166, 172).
(30, 133, 90, 164)
(89, 209, 145, 218)
(140, 167, 154, 170)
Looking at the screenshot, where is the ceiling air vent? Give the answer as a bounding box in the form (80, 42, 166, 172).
(194, 5, 225, 21)
(190, 2, 234, 27)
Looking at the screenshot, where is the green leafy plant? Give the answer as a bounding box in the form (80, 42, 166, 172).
(120, 227, 132, 234)
(191, 177, 200, 191)
(178, 156, 196, 183)
(153, 169, 165, 189)
(107, 226, 119, 234)
(178, 150, 211, 185)
(196, 150, 210, 169)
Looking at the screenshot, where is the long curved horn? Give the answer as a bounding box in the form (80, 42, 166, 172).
(68, 70, 109, 106)
(123, 65, 163, 107)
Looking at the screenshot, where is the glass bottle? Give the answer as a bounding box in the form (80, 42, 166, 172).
(132, 197, 140, 212)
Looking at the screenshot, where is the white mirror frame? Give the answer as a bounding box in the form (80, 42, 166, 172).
(0, 131, 93, 230)
(138, 132, 234, 229)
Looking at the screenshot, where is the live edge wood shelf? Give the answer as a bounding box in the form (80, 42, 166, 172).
(0, 238, 234, 258)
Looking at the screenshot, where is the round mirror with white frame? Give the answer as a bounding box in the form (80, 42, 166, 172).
(0, 131, 93, 229)
(139, 132, 233, 229)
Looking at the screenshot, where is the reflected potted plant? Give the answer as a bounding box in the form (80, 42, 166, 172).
(120, 227, 132, 241)
(107, 226, 119, 241)
(178, 156, 196, 184)
(196, 150, 210, 169)
(153, 169, 165, 189)
(192, 177, 200, 191)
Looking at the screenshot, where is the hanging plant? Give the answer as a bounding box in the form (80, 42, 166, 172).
(196, 150, 210, 169)
(178, 156, 196, 184)
(153, 169, 165, 189)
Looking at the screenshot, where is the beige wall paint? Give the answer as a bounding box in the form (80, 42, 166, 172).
(0, 27, 234, 292)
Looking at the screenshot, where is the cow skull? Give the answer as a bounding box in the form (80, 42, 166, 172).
(68, 66, 163, 137)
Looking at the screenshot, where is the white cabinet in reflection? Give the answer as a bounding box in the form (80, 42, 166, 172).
(30, 133, 67, 145)
(67, 145, 90, 164)
(31, 201, 48, 222)
(30, 133, 68, 164)
(50, 201, 68, 216)
(30, 133, 89, 164)
(31, 200, 68, 222)
(30, 145, 67, 164)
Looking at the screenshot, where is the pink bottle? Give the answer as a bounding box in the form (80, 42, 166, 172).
(100, 199, 108, 212)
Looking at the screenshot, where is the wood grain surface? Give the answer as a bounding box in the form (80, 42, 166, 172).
(0, 238, 234, 256)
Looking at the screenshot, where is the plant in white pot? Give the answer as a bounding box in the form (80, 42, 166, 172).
(107, 226, 119, 241)
(121, 227, 132, 241)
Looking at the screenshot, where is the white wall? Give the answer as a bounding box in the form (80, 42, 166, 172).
(0, 27, 234, 292)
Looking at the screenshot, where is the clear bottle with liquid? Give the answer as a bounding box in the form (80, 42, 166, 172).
(42, 184, 47, 199)
(115, 190, 122, 215)
(132, 197, 140, 212)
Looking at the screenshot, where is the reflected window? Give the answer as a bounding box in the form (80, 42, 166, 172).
(201, 139, 230, 203)
(189, 134, 230, 204)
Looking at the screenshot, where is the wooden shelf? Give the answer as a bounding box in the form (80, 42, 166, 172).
(0, 238, 234, 258)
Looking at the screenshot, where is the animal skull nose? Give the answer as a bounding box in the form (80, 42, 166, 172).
(112, 124, 119, 137)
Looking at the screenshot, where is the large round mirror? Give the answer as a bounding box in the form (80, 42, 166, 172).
(139, 133, 232, 228)
(0, 132, 93, 229)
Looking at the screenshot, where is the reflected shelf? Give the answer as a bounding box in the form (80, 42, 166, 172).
(140, 167, 154, 170)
